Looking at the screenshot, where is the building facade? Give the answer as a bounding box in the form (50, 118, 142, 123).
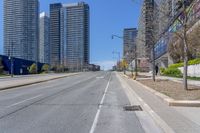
(49, 3, 62, 67)
(154, 0, 200, 68)
(49, 2, 90, 71)
(39, 12, 50, 64)
(4, 0, 39, 62)
(123, 28, 137, 65)
(136, 0, 159, 71)
(60, 2, 90, 71)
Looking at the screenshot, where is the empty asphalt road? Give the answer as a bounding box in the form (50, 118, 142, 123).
(0, 72, 161, 133)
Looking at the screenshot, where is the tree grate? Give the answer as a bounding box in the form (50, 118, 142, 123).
(123, 105, 143, 111)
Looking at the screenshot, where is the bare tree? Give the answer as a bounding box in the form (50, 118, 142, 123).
(170, 0, 199, 90)
(168, 22, 200, 63)
(168, 35, 184, 63)
(188, 23, 200, 58)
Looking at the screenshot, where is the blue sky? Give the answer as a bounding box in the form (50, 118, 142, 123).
(0, 0, 141, 70)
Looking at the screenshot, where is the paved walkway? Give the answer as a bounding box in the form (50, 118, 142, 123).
(137, 72, 200, 87)
(0, 73, 78, 90)
(120, 73, 200, 133)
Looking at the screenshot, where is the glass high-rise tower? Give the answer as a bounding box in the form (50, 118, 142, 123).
(60, 2, 90, 71)
(49, 3, 62, 67)
(3, 0, 39, 61)
(123, 28, 138, 65)
(39, 12, 50, 64)
(50, 2, 90, 71)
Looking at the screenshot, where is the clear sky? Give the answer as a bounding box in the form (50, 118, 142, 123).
(0, 0, 141, 70)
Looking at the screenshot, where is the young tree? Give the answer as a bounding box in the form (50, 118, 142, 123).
(168, 24, 200, 63)
(120, 59, 128, 74)
(172, 0, 198, 90)
(29, 63, 37, 74)
(42, 64, 50, 73)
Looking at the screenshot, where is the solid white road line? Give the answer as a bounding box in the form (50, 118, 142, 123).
(89, 73, 111, 133)
(6, 94, 42, 108)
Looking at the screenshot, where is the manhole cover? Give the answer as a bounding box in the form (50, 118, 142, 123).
(123, 105, 143, 111)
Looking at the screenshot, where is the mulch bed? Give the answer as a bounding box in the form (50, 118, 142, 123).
(138, 79, 200, 100)
(126, 74, 151, 78)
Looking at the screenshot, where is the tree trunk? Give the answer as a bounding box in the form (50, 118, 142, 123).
(152, 46, 156, 82)
(183, 35, 188, 90)
(135, 58, 138, 77)
(183, 6, 188, 90)
(124, 66, 126, 75)
(135, 44, 138, 78)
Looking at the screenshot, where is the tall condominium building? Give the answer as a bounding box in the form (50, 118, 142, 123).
(49, 2, 90, 71)
(49, 3, 62, 67)
(136, 0, 160, 71)
(4, 0, 39, 61)
(137, 0, 159, 59)
(123, 28, 137, 65)
(60, 2, 90, 71)
(39, 12, 50, 64)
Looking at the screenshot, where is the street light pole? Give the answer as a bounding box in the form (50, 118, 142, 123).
(112, 51, 121, 71)
(111, 35, 126, 74)
(112, 34, 137, 77)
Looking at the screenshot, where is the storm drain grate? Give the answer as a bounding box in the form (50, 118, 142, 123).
(123, 105, 143, 111)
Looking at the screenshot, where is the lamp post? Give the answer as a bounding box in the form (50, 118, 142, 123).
(112, 51, 121, 70)
(112, 34, 138, 78)
(111, 35, 126, 75)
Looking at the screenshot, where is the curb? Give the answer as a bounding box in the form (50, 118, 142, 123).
(0, 73, 78, 91)
(123, 74, 200, 107)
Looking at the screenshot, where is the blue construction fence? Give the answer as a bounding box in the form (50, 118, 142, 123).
(0, 55, 46, 75)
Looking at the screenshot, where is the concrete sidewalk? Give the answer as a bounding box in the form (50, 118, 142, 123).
(120, 73, 200, 133)
(0, 73, 78, 90)
(138, 72, 200, 87)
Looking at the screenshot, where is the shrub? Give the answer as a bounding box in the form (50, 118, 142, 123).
(42, 64, 49, 73)
(169, 58, 200, 69)
(160, 67, 165, 75)
(163, 67, 182, 77)
(169, 63, 183, 68)
(29, 63, 37, 74)
(188, 58, 200, 65)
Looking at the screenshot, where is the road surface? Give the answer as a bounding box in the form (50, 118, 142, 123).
(0, 72, 160, 133)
